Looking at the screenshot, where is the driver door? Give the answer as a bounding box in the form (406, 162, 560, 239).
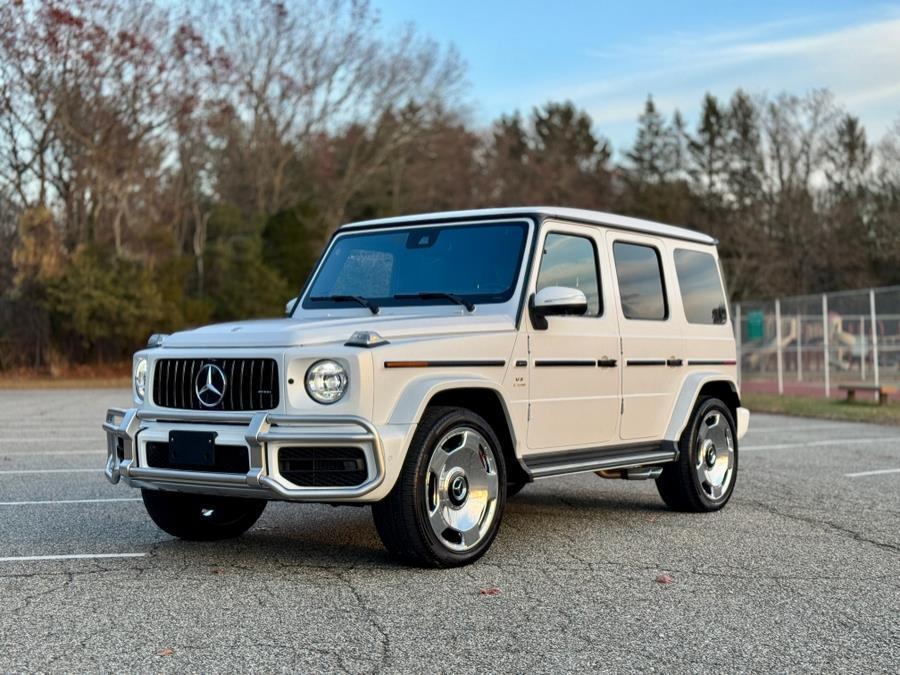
(526, 223, 621, 451)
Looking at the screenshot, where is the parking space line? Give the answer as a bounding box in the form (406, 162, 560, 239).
(845, 468, 900, 478)
(0, 553, 147, 563)
(0, 468, 100, 475)
(743, 436, 900, 452)
(0, 498, 142, 506)
(1, 450, 104, 456)
(0, 437, 100, 443)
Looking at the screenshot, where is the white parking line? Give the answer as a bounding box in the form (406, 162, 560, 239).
(745, 426, 828, 433)
(0, 553, 147, 563)
(0, 450, 104, 456)
(743, 436, 900, 452)
(844, 468, 900, 478)
(0, 468, 100, 475)
(0, 437, 100, 443)
(0, 498, 141, 506)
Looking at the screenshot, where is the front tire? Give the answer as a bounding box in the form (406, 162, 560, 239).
(656, 397, 738, 512)
(141, 489, 267, 541)
(372, 406, 507, 567)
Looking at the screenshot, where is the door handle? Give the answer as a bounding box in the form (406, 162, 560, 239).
(597, 358, 618, 368)
(666, 358, 684, 367)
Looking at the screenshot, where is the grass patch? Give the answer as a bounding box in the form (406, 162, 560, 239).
(743, 392, 900, 426)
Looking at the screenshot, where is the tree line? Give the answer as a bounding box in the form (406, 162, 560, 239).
(1, 0, 899, 371)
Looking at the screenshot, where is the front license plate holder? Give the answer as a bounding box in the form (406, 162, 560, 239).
(168, 431, 217, 468)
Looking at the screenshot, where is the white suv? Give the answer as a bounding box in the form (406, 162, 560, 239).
(104, 207, 749, 567)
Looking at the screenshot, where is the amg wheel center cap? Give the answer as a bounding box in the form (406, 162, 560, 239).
(449, 474, 469, 505)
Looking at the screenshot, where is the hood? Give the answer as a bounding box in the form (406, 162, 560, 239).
(160, 312, 516, 349)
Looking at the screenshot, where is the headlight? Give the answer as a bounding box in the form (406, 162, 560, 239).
(305, 360, 348, 404)
(134, 357, 148, 402)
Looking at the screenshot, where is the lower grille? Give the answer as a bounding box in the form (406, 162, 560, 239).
(278, 447, 368, 487)
(146, 441, 250, 474)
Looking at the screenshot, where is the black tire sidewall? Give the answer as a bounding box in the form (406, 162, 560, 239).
(408, 408, 507, 566)
(683, 398, 739, 510)
(141, 489, 266, 541)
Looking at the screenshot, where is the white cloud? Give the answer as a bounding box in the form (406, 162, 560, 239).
(549, 14, 900, 151)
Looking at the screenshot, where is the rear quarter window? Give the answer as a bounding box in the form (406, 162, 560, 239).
(673, 249, 728, 325)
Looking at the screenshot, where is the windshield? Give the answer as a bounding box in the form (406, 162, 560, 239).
(302, 220, 529, 311)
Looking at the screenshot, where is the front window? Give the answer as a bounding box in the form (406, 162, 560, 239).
(302, 221, 529, 311)
(535, 233, 601, 315)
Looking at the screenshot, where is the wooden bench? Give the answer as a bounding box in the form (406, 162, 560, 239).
(838, 384, 897, 405)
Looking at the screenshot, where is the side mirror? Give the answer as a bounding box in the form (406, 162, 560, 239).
(285, 297, 298, 316)
(529, 286, 588, 329)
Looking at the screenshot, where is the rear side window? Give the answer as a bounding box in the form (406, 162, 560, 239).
(673, 249, 728, 325)
(536, 233, 601, 315)
(613, 242, 667, 320)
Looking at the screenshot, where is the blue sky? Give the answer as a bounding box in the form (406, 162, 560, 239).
(376, 1, 900, 154)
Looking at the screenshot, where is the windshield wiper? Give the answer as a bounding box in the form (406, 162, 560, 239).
(309, 295, 379, 315)
(394, 292, 475, 312)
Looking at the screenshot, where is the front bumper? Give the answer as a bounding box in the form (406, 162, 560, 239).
(103, 408, 389, 501)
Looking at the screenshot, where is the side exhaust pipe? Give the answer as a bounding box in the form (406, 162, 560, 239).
(596, 466, 663, 480)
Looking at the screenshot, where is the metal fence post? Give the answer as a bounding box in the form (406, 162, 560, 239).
(822, 294, 830, 398)
(870, 289, 880, 388)
(735, 302, 742, 388)
(797, 311, 802, 381)
(860, 316, 866, 381)
(775, 299, 784, 395)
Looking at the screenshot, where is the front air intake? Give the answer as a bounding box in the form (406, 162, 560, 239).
(278, 447, 368, 487)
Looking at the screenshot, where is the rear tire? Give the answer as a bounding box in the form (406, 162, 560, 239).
(372, 406, 506, 567)
(141, 489, 267, 541)
(656, 397, 738, 512)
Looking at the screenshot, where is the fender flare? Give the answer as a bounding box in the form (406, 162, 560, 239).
(388, 374, 510, 426)
(664, 371, 740, 442)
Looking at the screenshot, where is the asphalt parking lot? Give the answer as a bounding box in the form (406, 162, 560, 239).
(0, 390, 897, 673)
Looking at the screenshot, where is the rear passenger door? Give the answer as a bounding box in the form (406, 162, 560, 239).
(607, 232, 684, 441)
(526, 224, 620, 451)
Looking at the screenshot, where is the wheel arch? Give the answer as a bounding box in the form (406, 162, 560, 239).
(388, 377, 527, 485)
(664, 372, 741, 443)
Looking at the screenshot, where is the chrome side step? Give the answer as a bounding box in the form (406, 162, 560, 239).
(520, 441, 678, 480)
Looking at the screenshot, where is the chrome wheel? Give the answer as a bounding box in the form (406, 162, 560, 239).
(694, 410, 735, 501)
(424, 427, 500, 552)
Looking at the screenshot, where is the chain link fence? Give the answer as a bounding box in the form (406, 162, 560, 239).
(735, 285, 900, 398)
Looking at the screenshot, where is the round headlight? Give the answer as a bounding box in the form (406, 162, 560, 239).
(305, 360, 348, 404)
(134, 357, 148, 402)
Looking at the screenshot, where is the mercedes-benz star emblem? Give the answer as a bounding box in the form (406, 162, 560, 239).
(195, 363, 227, 408)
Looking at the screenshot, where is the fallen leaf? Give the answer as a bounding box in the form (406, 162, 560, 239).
(157, 647, 175, 657)
(479, 587, 501, 596)
(656, 573, 675, 585)
(210, 568, 225, 575)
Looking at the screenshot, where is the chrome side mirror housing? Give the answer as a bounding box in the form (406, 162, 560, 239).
(529, 286, 588, 329)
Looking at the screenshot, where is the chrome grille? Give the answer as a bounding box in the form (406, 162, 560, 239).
(152, 358, 279, 411)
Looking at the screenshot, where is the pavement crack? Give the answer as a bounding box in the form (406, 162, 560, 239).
(329, 569, 391, 673)
(744, 498, 900, 554)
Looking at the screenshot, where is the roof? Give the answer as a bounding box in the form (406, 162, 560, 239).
(341, 207, 716, 245)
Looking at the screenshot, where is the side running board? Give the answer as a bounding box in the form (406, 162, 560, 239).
(520, 441, 679, 480)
